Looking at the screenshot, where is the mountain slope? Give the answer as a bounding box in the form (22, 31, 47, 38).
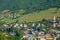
(0, 0, 60, 12)
(18, 8, 60, 23)
(2, 8, 60, 23)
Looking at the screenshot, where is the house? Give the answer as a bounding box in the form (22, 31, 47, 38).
(21, 33, 28, 40)
(28, 30, 32, 35)
(55, 30, 60, 37)
(36, 34, 46, 40)
(38, 31, 45, 36)
(14, 23, 19, 28)
(22, 30, 31, 39)
(27, 34, 36, 40)
(38, 23, 41, 27)
(3, 24, 9, 28)
(32, 23, 35, 27)
(19, 24, 23, 27)
(34, 31, 46, 40)
(45, 34, 53, 40)
(56, 23, 60, 27)
(23, 29, 36, 40)
(24, 24, 27, 28)
(14, 23, 23, 29)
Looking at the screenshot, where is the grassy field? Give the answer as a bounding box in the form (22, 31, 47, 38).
(18, 8, 60, 23)
(2, 8, 60, 23)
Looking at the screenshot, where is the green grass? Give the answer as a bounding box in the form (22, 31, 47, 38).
(2, 8, 60, 23)
(18, 8, 60, 23)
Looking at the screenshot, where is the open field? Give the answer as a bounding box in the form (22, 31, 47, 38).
(2, 8, 60, 23)
(18, 8, 60, 23)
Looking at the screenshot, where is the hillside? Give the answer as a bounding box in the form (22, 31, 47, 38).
(18, 8, 60, 23)
(1, 8, 60, 23)
(0, 0, 60, 12)
(0, 0, 60, 23)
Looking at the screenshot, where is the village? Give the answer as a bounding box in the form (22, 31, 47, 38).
(0, 0, 60, 40)
(0, 16, 60, 40)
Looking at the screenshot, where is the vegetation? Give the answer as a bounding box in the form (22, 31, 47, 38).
(0, 0, 60, 23)
(0, 0, 60, 40)
(0, 0, 60, 12)
(0, 8, 59, 23)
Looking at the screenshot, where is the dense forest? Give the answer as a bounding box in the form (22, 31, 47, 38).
(0, 0, 60, 12)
